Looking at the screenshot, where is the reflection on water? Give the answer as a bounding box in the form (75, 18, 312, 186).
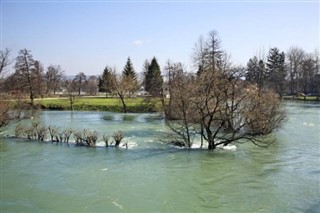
(1, 101, 319, 212)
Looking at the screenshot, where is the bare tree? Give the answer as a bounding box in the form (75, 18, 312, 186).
(166, 67, 286, 150)
(0, 48, 12, 75)
(163, 64, 197, 148)
(45, 65, 64, 95)
(109, 69, 128, 113)
(286, 47, 305, 95)
(65, 79, 79, 111)
(85, 75, 99, 95)
(193, 35, 208, 75)
(74, 72, 87, 95)
(33, 60, 45, 98)
(193, 30, 225, 75)
(0, 94, 31, 132)
(14, 49, 36, 106)
(206, 30, 224, 72)
(301, 53, 317, 95)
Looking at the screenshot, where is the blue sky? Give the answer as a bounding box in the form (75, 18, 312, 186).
(1, 0, 319, 76)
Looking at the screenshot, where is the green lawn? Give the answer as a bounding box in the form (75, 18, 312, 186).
(283, 95, 319, 101)
(34, 96, 161, 112)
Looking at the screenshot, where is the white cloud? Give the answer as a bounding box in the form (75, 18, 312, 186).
(132, 39, 151, 46)
(133, 40, 143, 45)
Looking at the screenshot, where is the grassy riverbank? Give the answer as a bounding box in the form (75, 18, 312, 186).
(283, 95, 319, 101)
(34, 97, 162, 112)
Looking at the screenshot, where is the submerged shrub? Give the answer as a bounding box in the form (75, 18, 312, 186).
(113, 131, 124, 147)
(15, 123, 25, 138)
(73, 129, 98, 147)
(48, 126, 58, 142)
(103, 134, 110, 147)
(74, 131, 84, 146)
(62, 128, 73, 143)
(83, 129, 99, 147)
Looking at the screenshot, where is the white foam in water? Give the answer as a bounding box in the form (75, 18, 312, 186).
(217, 144, 237, 151)
(303, 122, 315, 127)
(112, 201, 123, 210)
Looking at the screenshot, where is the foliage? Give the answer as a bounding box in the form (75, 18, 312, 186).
(246, 56, 266, 92)
(122, 57, 137, 80)
(145, 57, 163, 96)
(99, 66, 113, 94)
(266, 47, 286, 97)
(122, 57, 139, 96)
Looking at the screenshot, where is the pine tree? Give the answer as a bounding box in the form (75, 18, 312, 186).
(122, 57, 139, 96)
(246, 56, 266, 92)
(266, 47, 286, 97)
(145, 57, 163, 96)
(122, 57, 137, 80)
(100, 66, 113, 95)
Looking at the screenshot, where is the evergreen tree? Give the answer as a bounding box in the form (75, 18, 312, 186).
(122, 57, 137, 80)
(121, 57, 139, 96)
(145, 57, 163, 96)
(266, 47, 286, 98)
(100, 66, 113, 95)
(246, 56, 266, 92)
(142, 59, 150, 87)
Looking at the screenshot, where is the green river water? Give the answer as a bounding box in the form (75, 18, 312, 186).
(0, 101, 319, 213)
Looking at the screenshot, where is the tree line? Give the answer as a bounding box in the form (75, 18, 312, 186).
(0, 49, 164, 111)
(1, 29, 319, 149)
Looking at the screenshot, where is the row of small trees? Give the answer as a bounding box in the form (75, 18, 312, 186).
(14, 121, 125, 148)
(246, 47, 320, 97)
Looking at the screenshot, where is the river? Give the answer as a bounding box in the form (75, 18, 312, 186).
(0, 101, 319, 212)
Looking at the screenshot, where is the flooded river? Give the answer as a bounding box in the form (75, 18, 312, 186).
(1, 101, 319, 212)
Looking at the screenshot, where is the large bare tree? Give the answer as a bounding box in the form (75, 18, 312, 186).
(74, 72, 87, 95)
(193, 30, 224, 75)
(45, 65, 64, 95)
(165, 68, 286, 150)
(286, 46, 305, 95)
(14, 49, 36, 106)
(163, 63, 197, 148)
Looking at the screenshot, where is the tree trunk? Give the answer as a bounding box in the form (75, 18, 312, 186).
(208, 140, 215, 150)
(119, 94, 127, 113)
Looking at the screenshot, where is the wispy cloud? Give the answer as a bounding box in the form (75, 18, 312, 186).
(132, 39, 151, 46)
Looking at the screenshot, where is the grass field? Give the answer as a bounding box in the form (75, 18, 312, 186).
(283, 95, 319, 101)
(34, 96, 162, 112)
